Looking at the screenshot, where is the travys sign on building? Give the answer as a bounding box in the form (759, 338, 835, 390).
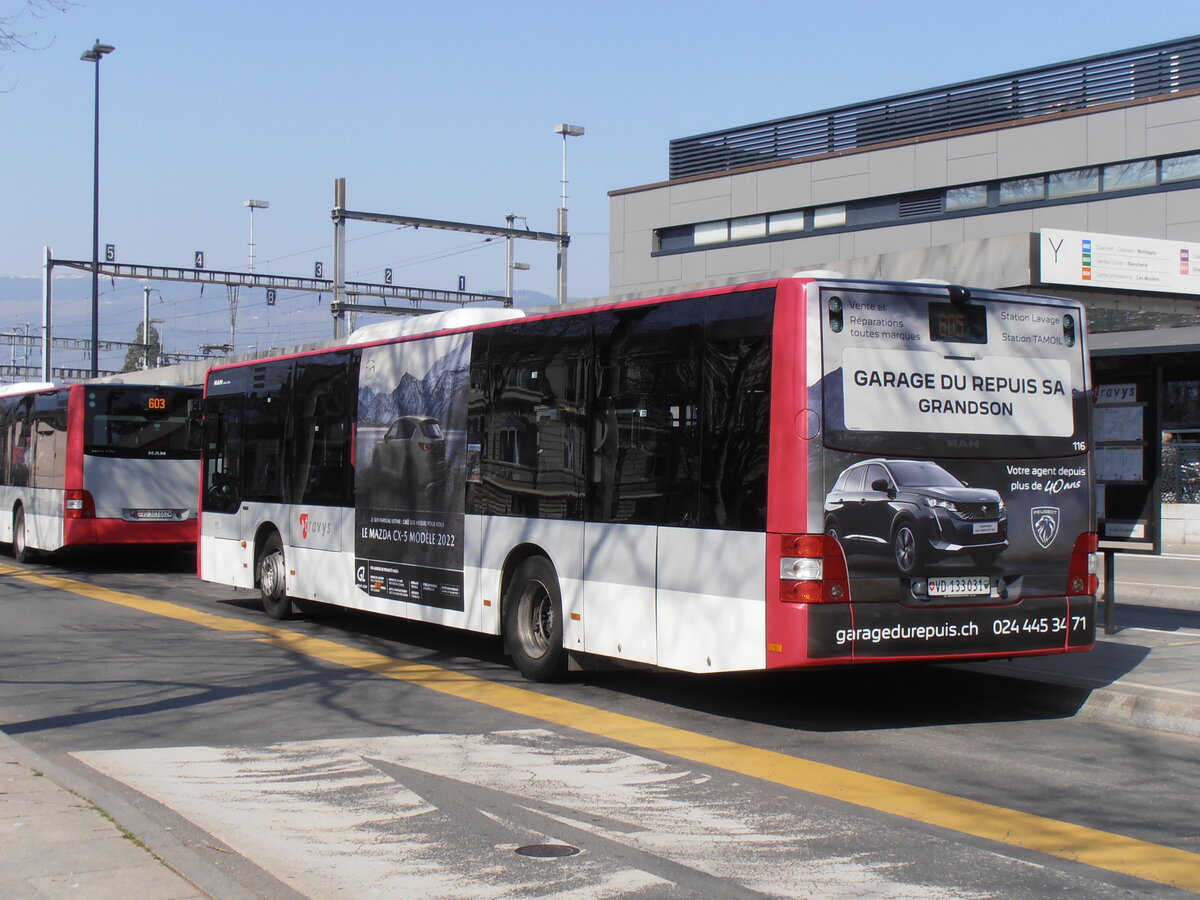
(1039, 228, 1200, 295)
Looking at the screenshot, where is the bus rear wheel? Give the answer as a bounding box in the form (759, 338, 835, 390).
(504, 556, 567, 682)
(12, 507, 33, 564)
(257, 532, 294, 620)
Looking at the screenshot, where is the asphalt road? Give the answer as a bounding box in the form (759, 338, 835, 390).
(1, 547, 1197, 899)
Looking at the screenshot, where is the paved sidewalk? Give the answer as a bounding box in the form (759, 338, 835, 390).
(1, 731, 207, 900)
(964, 552, 1200, 738)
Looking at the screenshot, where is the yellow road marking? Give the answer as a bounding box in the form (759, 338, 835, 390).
(4, 561, 1198, 892)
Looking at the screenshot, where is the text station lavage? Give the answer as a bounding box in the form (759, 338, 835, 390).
(841, 347, 1074, 437)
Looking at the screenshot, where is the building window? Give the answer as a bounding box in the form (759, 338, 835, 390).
(945, 184, 987, 211)
(652, 148, 1195, 257)
(813, 205, 846, 228)
(656, 224, 694, 252)
(1103, 160, 1157, 191)
(768, 210, 805, 234)
(1048, 167, 1099, 199)
(729, 216, 766, 241)
(1162, 152, 1200, 183)
(694, 221, 730, 245)
(999, 177, 1044, 204)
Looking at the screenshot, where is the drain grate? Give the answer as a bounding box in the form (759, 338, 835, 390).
(515, 844, 580, 858)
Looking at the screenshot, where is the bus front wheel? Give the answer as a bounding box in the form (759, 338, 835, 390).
(504, 556, 567, 682)
(257, 533, 294, 620)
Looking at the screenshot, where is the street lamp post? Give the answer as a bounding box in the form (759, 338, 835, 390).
(243, 199, 269, 272)
(81, 39, 114, 379)
(553, 123, 584, 305)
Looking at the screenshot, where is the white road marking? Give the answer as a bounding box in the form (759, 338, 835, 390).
(77, 730, 988, 899)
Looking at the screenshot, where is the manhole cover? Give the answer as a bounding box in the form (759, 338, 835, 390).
(515, 844, 580, 858)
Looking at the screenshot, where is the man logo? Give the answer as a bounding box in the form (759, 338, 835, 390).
(1031, 506, 1061, 549)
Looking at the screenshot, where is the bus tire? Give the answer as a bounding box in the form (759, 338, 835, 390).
(257, 532, 294, 620)
(503, 556, 567, 682)
(893, 520, 923, 576)
(12, 507, 34, 564)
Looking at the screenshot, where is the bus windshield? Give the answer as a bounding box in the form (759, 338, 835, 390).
(84, 386, 200, 459)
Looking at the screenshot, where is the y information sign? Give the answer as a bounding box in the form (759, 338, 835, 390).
(1040, 228, 1200, 295)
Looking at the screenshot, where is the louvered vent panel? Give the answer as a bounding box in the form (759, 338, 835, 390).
(898, 193, 943, 218)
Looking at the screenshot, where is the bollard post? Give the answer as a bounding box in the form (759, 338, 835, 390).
(1103, 549, 1116, 635)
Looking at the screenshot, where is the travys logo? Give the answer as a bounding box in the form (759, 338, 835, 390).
(1031, 506, 1061, 549)
(297, 513, 332, 540)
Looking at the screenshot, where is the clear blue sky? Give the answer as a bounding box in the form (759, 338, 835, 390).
(1, 0, 1196, 358)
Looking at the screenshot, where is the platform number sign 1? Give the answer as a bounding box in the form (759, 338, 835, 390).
(458, 275, 466, 291)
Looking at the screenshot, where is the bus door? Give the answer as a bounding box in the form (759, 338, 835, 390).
(201, 369, 253, 586)
(287, 354, 355, 602)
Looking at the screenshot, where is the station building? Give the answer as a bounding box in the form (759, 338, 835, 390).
(607, 35, 1200, 554)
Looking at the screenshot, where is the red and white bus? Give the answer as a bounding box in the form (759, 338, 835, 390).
(0, 382, 201, 562)
(196, 277, 1097, 679)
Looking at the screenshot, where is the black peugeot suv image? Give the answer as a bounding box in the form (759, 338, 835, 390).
(823, 458, 1007, 576)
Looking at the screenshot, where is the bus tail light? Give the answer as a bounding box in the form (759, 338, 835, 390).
(1068, 532, 1099, 596)
(778, 534, 849, 603)
(65, 489, 96, 519)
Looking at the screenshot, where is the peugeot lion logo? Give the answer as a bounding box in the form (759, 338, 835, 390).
(1031, 506, 1061, 549)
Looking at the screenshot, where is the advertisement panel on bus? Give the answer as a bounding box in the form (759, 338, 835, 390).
(353, 334, 471, 610)
(805, 284, 1094, 661)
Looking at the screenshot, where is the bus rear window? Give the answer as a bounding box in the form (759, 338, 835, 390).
(85, 387, 200, 459)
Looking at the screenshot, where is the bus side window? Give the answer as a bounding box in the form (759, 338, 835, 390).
(242, 362, 292, 503)
(592, 301, 702, 527)
(8, 397, 33, 488)
(202, 398, 243, 514)
(0, 396, 12, 486)
(291, 353, 355, 507)
(30, 392, 68, 490)
(203, 368, 249, 515)
(701, 291, 773, 530)
(475, 318, 589, 520)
